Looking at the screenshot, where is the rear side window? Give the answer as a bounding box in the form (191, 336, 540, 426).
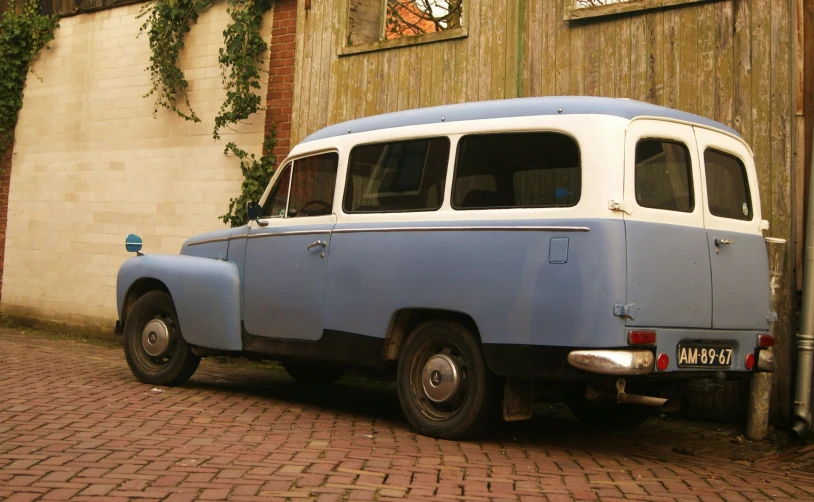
(704, 149, 752, 220)
(635, 139, 693, 212)
(453, 132, 581, 209)
(344, 138, 450, 213)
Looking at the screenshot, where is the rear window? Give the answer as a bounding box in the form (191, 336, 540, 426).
(452, 132, 581, 209)
(704, 149, 753, 220)
(635, 139, 694, 212)
(343, 138, 450, 213)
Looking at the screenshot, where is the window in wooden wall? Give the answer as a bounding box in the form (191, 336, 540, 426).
(566, 0, 715, 21)
(343, 0, 466, 55)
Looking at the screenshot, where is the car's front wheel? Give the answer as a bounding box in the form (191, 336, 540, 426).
(123, 291, 200, 386)
(397, 321, 498, 440)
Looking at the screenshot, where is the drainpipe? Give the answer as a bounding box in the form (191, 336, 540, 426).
(793, 125, 814, 436)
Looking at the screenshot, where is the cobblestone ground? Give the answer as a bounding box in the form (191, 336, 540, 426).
(2, 327, 814, 501)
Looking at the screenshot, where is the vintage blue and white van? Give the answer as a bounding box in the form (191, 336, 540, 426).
(116, 96, 776, 439)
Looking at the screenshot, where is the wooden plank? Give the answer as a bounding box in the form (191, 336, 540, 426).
(801, 0, 814, 290)
(385, 49, 399, 113)
(769, 0, 793, 424)
(539, 0, 556, 96)
(376, 50, 388, 114)
(408, 45, 421, 110)
(584, 20, 601, 96)
(616, 15, 631, 98)
(306, 0, 325, 135)
(465, 0, 481, 102)
(431, 41, 445, 107)
(566, 0, 716, 22)
(697, 0, 715, 119)
(327, 0, 345, 125)
(505, 0, 519, 97)
(290, 0, 309, 144)
(714, 0, 734, 128)
(397, 44, 410, 111)
(663, 6, 680, 109)
(752, 0, 772, 221)
(599, 17, 616, 98)
(319, 0, 340, 128)
(362, 53, 379, 118)
(678, 4, 697, 113)
(795, 0, 804, 293)
(454, 38, 467, 104)
(491, 0, 507, 99)
(732, 0, 751, 142)
(554, 0, 570, 95)
(569, 21, 585, 95)
(630, 13, 647, 101)
(645, 9, 664, 105)
(478, 0, 492, 100)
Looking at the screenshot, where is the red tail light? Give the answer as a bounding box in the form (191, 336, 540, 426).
(758, 334, 775, 348)
(628, 330, 656, 345)
(656, 353, 669, 371)
(745, 353, 755, 370)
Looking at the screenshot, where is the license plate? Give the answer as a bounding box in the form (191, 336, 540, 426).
(677, 344, 733, 368)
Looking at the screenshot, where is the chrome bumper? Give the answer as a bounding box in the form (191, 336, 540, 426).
(567, 350, 654, 375)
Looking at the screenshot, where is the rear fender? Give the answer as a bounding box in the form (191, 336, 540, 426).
(117, 255, 242, 351)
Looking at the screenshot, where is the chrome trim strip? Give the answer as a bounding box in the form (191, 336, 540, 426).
(186, 237, 232, 247)
(246, 230, 331, 239)
(332, 225, 590, 234)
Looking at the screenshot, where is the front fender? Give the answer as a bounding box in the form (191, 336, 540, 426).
(117, 255, 242, 351)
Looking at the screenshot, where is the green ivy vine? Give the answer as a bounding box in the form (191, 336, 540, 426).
(138, 0, 277, 226)
(137, 0, 215, 122)
(0, 0, 58, 158)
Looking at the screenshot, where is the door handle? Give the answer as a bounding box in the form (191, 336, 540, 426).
(306, 240, 327, 251)
(714, 238, 734, 246)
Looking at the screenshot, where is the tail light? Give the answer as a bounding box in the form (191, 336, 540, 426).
(745, 353, 755, 370)
(628, 330, 656, 345)
(656, 353, 669, 371)
(758, 334, 775, 348)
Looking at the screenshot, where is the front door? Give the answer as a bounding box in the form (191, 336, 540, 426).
(243, 152, 340, 341)
(623, 120, 712, 328)
(693, 128, 770, 330)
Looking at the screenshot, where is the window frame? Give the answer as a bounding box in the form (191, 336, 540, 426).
(633, 138, 695, 214)
(565, 0, 715, 22)
(259, 150, 340, 220)
(340, 0, 468, 56)
(702, 147, 754, 222)
(450, 131, 583, 211)
(342, 136, 451, 214)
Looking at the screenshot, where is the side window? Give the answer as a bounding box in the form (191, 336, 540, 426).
(635, 139, 694, 212)
(287, 152, 339, 217)
(453, 132, 580, 209)
(262, 162, 292, 218)
(261, 153, 339, 218)
(344, 138, 450, 213)
(704, 149, 753, 221)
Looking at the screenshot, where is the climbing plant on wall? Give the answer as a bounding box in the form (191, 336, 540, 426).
(0, 0, 58, 158)
(138, 0, 276, 226)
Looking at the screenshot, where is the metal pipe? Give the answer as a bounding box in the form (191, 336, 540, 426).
(793, 124, 814, 436)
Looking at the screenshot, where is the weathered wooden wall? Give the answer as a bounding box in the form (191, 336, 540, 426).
(290, 0, 797, 421)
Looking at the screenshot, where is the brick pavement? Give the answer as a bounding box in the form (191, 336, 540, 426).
(1, 327, 814, 501)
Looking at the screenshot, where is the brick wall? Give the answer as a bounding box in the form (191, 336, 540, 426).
(1, 4, 272, 333)
(265, 0, 297, 160)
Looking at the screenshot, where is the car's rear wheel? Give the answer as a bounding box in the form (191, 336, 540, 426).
(282, 362, 345, 385)
(397, 321, 498, 440)
(566, 388, 653, 431)
(123, 291, 200, 386)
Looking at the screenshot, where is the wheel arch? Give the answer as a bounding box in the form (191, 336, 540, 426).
(382, 308, 483, 363)
(122, 277, 170, 326)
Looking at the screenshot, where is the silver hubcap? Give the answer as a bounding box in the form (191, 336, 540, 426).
(422, 354, 460, 403)
(142, 319, 170, 357)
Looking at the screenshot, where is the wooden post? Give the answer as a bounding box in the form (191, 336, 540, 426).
(746, 237, 787, 440)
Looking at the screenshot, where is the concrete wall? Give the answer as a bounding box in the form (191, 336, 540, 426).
(1, 3, 272, 333)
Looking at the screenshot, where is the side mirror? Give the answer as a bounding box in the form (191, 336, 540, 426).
(125, 233, 143, 254)
(247, 201, 262, 221)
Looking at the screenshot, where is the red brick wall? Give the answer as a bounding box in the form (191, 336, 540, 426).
(265, 0, 297, 160)
(0, 147, 11, 303)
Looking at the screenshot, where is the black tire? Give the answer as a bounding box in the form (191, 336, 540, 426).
(397, 321, 499, 440)
(123, 291, 200, 386)
(282, 362, 345, 385)
(566, 389, 653, 431)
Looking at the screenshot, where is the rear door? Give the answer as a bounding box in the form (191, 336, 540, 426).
(693, 128, 770, 329)
(623, 120, 712, 328)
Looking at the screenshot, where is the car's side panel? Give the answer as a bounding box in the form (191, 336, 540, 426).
(323, 218, 628, 356)
(181, 227, 233, 259)
(117, 255, 242, 351)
